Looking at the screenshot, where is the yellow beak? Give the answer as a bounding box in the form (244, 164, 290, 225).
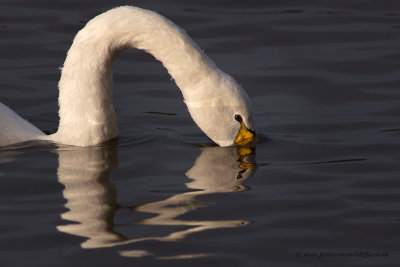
(234, 121, 256, 146)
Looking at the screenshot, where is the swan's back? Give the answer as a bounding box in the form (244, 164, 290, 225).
(0, 103, 44, 146)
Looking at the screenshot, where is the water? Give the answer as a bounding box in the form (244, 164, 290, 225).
(1, 0, 400, 266)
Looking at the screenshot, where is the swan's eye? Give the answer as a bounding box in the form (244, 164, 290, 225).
(234, 114, 242, 122)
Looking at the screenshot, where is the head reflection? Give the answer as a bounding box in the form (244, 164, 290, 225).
(56, 143, 256, 257)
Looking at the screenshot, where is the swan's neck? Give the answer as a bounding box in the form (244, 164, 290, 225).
(55, 6, 219, 146)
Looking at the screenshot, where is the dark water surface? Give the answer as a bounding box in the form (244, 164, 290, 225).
(1, 0, 400, 266)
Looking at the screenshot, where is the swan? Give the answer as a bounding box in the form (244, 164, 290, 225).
(0, 6, 255, 147)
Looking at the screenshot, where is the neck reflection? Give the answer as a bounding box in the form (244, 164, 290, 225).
(56, 144, 123, 248)
(56, 143, 256, 255)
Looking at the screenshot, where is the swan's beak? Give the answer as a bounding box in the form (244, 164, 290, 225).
(235, 122, 256, 146)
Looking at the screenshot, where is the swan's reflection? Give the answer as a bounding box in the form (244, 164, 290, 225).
(55, 144, 124, 248)
(55, 142, 256, 256)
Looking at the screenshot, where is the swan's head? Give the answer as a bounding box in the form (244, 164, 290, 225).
(185, 74, 256, 147)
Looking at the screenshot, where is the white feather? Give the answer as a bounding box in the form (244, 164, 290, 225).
(0, 102, 44, 146)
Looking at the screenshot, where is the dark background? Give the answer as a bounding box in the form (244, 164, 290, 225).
(0, 0, 399, 266)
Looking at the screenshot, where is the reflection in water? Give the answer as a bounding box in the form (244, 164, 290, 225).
(56, 145, 124, 248)
(55, 143, 256, 258)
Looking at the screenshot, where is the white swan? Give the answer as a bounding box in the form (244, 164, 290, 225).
(0, 6, 255, 147)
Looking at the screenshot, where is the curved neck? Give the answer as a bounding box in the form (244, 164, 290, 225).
(56, 6, 218, 146)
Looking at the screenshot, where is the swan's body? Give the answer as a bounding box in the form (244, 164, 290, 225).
(0, 102, 44, 145)
(0, 6, 255, 147)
